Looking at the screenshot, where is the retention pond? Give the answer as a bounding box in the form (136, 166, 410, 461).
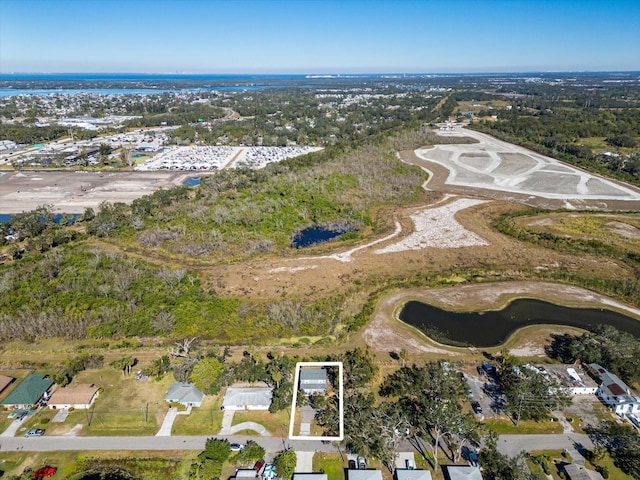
(399, 298, 640, 348)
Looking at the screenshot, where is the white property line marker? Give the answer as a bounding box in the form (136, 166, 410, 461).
(289, 361, 344, 441)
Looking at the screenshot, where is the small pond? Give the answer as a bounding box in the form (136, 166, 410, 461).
(399, 298, 640, 348)
(182, 177, 201, 187)
(291, 226, 353, 248)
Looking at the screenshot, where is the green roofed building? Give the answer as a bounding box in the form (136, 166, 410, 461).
(0, 373, 54, 410)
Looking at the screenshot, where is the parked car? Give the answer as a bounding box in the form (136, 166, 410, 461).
(348, 460, 356, 469)
(230, 443, 245, 452)
(357, 456, 366, 469)
(405, 459, 415, 470)
(477, 365, 485, 376)
(24, 428, 45, 437)
(472, 401, 483, 414)
(15, 411, 28, 421)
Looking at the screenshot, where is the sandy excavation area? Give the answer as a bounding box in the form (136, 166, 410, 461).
(410, 128, 640, 211)
(0, 170, 189, 214)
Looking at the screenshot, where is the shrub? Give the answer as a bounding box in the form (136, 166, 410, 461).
(40, 418, 50, 424)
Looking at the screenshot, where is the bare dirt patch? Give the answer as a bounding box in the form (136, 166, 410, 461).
(605, 221, 640, 239)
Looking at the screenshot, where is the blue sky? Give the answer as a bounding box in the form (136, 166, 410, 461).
(1, 0, 638, 73)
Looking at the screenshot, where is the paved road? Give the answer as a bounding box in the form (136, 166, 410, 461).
(0, 435, 332, 453)
(0, 433, 594, 458)
(496, 434, 594, 457)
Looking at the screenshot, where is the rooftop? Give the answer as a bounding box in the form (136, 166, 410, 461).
(0, 373, 54, 407)
(222, 387, 273, 408)
(165, 382, 205, 405)
(49, 383, 99, 406)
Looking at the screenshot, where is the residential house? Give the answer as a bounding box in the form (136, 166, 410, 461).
(222, 387, 273, 410)
(395, 470, 432, 480)
(0, 373, 54, 410)
(164, 382, 204, 407)
(294, 474, 329, 480)
(443, 466, 483, 480)
(588, 363, 640, 415)
(0, 374, 15, 396)
(347, 470, 383, 480)
(564, 463, 604, 480)
(232, 469, 259, 480)
(48, 383, 100, 410)
(299, 368, 327, 395)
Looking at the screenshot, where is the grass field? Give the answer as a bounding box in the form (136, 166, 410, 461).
(232, 408, 290, 437)
(517, 212, 640, 256)
(34, 369, 174, 437)
(483, 418, 563, 434)
(313, 452, 346, 480)
(529, 449, 635, 480)
(171, 394, 223, 435)
(0, 450, 197, 479)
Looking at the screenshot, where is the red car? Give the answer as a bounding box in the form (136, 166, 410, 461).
(33, 466, 57, 477)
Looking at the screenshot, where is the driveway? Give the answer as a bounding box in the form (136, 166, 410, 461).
(295, 451, 315, 472)
(1, 415, 27, 438)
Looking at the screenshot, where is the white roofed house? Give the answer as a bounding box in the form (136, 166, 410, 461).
(164, 382, 205, 408)
(588, 363, 640, 416)
(299, 368, 327, 396)
(222, 386, 273, 410)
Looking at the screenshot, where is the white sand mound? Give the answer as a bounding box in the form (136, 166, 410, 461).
(376, 198, 489, 253)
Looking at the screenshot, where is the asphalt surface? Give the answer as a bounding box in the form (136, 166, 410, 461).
(0, 433, 592, 457)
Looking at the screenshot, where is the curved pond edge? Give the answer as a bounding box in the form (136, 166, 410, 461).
(389, 284, 640, 351)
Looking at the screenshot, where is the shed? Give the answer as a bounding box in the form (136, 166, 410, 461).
(0, 373, 54, 410)
(299, 368, 327, 395)
(48, 383, 100, 410)
(164, 382, 204, 407)
(222, 387, 273, 410)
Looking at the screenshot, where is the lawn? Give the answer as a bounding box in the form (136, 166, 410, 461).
(0, 450, 197, 479)
(529, 449, 635, 480)
(232, 408, 290, 437)
(483, 417, 563, 434)
(313, 452, 345, 480)
(41, 368, 173, 436)
(172, 394, 223, 435)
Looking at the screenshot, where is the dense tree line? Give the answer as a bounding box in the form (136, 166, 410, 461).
(0, 245, 341, 341)
(546, 325, 640, 385)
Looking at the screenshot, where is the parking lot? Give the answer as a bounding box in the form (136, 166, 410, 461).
(461, 365, 506, 419)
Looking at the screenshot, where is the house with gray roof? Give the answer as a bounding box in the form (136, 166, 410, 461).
(347, 470, 383, 480)
(222, 386, 273, 410)
(0, 373, 54, 410)
(294, 474, 328, 480)
(164, 382, 204, 407)
(443, 466, 483, 480)
(299, 368, 327, 395)
(564, 463, 603, 480)
(395, 470, 432, 480)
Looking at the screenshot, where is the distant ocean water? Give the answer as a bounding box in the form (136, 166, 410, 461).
(0, 73, 341, 97)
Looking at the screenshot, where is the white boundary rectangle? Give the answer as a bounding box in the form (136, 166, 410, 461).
(289, 361, 343, 441)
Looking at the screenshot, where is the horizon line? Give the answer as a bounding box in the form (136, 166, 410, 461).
(1, 70, 640, 76)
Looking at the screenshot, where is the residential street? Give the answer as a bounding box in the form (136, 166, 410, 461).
(496, 433, 594, 462)
(0, 433, 594, 458)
